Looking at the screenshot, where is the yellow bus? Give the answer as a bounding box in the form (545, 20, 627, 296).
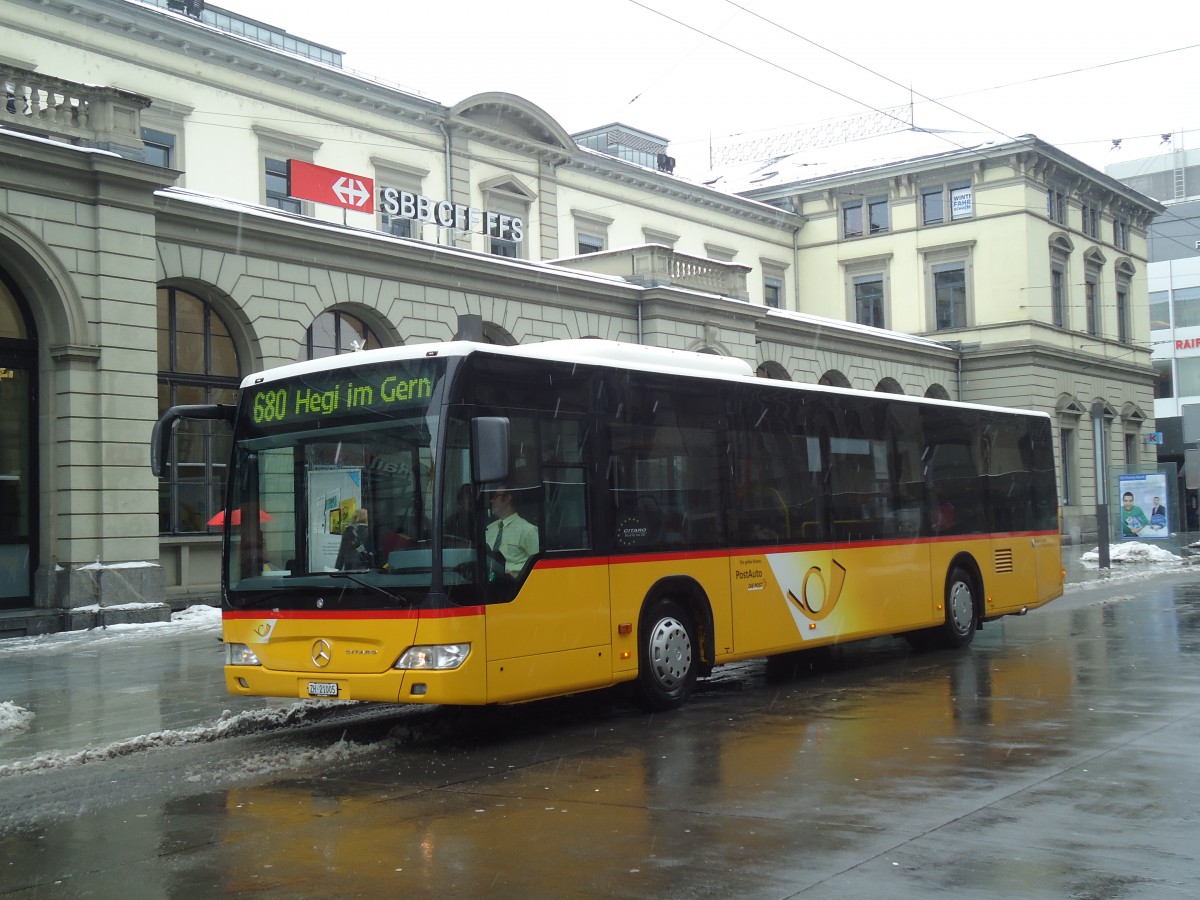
(153, 339, 1062, 711)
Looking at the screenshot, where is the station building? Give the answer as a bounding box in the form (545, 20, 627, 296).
(0, 0, 1163, 633)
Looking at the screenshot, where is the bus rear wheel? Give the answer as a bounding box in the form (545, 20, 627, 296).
(940, 566, 977, 648)
(906, 566, 977, 651)
(635, 598, 698, 711)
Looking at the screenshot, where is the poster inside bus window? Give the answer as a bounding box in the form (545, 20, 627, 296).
(1117, 472, 1169, 539)
(308, 467, 363, 569)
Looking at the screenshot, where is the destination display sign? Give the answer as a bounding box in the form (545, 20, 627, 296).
(244, 361, 442, 431)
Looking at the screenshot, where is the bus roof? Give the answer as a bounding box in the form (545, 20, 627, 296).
(241, 339, 1049, 422)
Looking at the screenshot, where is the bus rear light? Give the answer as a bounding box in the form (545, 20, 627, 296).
(226, 643, 261, 666)
(394, 644, 470, 670)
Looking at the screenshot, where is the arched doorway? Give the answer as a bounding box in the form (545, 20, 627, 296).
(0, 270, 36, 608)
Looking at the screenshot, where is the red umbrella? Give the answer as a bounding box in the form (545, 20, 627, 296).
(207, 508, 273, 527)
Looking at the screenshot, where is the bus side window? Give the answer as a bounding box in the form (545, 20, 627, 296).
(539, 414, 590, 551)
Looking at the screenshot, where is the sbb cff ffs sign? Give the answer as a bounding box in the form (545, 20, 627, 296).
(288, 160, 374, 213)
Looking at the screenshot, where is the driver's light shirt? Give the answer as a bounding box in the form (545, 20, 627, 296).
(485, 513, 539, 575)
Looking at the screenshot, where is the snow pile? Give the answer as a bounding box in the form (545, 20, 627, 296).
(0, 702, 34, 735)
(0, 699, 358, 778)
(1079, 542, 1182, 566)
(0, 604, 221, 658)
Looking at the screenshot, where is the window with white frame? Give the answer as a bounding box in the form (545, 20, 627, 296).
(854, 275, 885, 327)
(573, 209, 613, 255)
(949, 182, 973, 220)
(761, 259, 789, 310)
(1048, 235, 1072, 330)
(844, 255, 891, 328)
(1113, 217, 1130, 251)
(480, 176, 535, 260)
(921, 180, 972, 226)
(1116, 260, 1135, 345)
(842, 199, 863, 238)
(141, 128, 175, 169)
(1059, 425, 1075, 505)
(923, 243, 973, 331)
(1117, 283, 1131, 344)
(1050, 264, 1068, 329)
(1047, 186, 1067, 225)
(1084, 274, 1100, 336)
(842, 194, 889, 238)
(922, 186, 945, 225)
(1081, 202, 1100, 239)
(577, 233, 604, 254)
(1125, 432, 1137, 468)
(141, 98, 192, 181)
(934, 265, 967, 329)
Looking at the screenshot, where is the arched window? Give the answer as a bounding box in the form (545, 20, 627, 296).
(299, 309, 382, 360)
(756, 361, 791, 381)
(819, 370, 852, 388)
(924, 384, 951, 400)
(157, 287, 241, 534)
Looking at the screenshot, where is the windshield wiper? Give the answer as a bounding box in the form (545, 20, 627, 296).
(318, 570, 406, 605)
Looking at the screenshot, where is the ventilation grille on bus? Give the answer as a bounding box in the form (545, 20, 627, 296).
(994, 548, 1014, 574)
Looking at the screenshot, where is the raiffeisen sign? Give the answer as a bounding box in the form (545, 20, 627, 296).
(378, 187, 524, 243)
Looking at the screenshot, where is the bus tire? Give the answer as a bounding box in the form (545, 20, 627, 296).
(940, 566, 977, 649)
(635, 598, 698, 711)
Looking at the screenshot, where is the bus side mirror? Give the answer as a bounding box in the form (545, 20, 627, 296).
(151, 404, 236, 477)
(471, 416, 510, 484)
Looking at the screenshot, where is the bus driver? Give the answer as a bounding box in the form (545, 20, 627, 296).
(485, 486, 539, 578)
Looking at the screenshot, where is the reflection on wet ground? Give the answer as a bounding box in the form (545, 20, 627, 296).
(3, 578, 1200, 897)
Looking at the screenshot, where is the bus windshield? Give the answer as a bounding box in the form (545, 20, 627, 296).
(226, 357, 470, 609)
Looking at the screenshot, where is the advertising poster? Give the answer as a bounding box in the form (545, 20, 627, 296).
(307, 467, 362, 569)
(1117, 472, 1169, 540)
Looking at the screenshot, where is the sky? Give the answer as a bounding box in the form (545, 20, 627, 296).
(212, 0, 1199, 180)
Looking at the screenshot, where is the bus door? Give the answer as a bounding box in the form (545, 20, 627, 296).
(478, 411, 611, 703)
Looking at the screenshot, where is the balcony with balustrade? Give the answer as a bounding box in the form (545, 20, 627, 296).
(551, 244, 751, 302)
(2, 64, 151, 160)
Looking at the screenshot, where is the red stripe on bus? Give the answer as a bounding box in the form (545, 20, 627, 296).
(532, 530, 1059, 568)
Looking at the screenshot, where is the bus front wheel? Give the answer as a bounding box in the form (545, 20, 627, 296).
(635, 598, 698, 711)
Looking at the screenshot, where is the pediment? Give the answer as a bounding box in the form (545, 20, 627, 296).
(449, 92, 575, 152)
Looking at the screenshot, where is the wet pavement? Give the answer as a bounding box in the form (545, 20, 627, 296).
(1, 547, 1199, 897)
(0, 543, 1191, 769)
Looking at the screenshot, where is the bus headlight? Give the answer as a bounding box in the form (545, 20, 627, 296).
(226, 642, 262, 666)
(394, 644, 470, 670)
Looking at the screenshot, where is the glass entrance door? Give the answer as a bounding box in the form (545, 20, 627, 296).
(0, 362, 32, 608)
(1, 274, 34, 609)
